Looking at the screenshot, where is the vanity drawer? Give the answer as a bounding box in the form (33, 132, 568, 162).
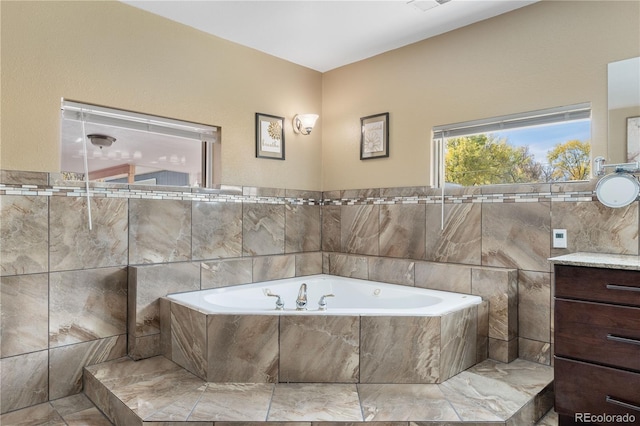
(555, 265, 640, 307)
(555, 299, 640, 371)
(555, 357, 640, 419)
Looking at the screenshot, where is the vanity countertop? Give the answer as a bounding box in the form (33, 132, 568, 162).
(549, 252, 640, 271)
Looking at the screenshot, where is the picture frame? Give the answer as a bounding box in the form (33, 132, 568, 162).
(256, 113, 285, 160)
(627, 116, 640, 163)
(360, 112, 389, 160)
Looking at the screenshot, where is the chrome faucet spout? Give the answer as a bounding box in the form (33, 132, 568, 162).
(296, 283, 307, 310)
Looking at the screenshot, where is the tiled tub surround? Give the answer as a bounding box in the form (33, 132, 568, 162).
(1, 169, 639, 416)
(161, 275, 484, 383)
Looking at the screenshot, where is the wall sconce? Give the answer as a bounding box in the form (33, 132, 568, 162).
(293, 114, 319, 135)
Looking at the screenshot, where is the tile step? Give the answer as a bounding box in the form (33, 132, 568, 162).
(84, 355, 554, 425)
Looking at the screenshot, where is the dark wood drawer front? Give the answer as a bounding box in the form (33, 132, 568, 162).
(555, 299, 640, 371)
(555, 265, 640, 307)
(555, 357, 640, 419)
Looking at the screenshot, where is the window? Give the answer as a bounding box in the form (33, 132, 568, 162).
(60, 100, 221, 187)
(432, 103, 591, 187)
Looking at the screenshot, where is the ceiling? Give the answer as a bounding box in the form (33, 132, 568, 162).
(121, 0, 539, 72)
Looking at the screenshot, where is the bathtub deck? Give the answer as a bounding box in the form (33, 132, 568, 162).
(76, 355, 554, 425)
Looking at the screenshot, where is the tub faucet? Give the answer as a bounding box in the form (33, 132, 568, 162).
(296, 283, 307, 310)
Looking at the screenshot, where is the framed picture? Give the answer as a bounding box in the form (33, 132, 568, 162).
(360, 112, 389, 160)
(627, 116, 640, 163)
(256, 113, 285, 160)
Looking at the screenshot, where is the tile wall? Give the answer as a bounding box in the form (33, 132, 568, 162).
(0, 170, 322, 414)
(1, 169, 638, 415)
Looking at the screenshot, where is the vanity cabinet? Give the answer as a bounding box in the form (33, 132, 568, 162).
(553, 261, 640, 426)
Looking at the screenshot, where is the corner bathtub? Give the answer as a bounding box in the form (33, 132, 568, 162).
(162, 274, 486, 384)
(167, 274, 482, 315)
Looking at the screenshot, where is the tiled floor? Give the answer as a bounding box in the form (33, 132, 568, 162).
(1, 356, 558, 425)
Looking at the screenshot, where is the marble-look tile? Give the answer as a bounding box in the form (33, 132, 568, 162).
(467, 358, 554, 397)
(286, 188, 322, 200)
(145, 422, 213, 426)
(482, 202, 551, 272)
(49, 267, 127, 347)
(201, 258, 252, 289)
(295, 252, 323, 276)
(0, 169, 49, 185)
(481, 183, 551, 194)
(414, 261, 472, 293)
(280, 315, 359, 383)
(0, 402, 65, 425)
(0, 195, 48, 276)
(551, 200, 638, 256)
(471, 268, 517, 341)
(50, 393, 95, 416)
(536, 409, 558, 426)
(243, 186, 286, 197)
(328, 253, 368, 279)
(268, 384, 362, 421)
(440, 306, 477, 382)
(380, 186, 430, 197)
(518, 337, 551, 365)
(358, 384, 459, 421)
(488, 338, 518, 364)
(379, 204, 426, 259)
(61, 406, 113, 425)
(189, 383, 274, 421)
(425, 203, 482, 265)
(477, 301, 490, 363)
(129, 199, 192, 264)
(518, 271, 550, 342)
(341, 205, 379, 255)
(104, 363, 206, 421)
(129, 262, 200, 338)
(360, 316, 440, 383)
(52, 393, 112, 425)
(130, 334, 162, 361)
(252, 255, 295, 282)
(170, 302, 207, 379)
(207, 315, 279, 382)
(243, 203, 285, 256)
(0, 273, 48, 357)
(49, 335, 126, 400)
(368, 257, 415, 286)
(192, 201, 243, 260)
(438, 370, 531, 421)
(321, 205, 341, 252)
(49, 196, 128, 271)
(0, 350, 48, 413)
(286, 204, 321, 253)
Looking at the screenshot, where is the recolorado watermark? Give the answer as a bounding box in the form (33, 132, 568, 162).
(575, 412, 636, 423)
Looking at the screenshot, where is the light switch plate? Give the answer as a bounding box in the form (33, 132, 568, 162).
(553, 229, 567, 248)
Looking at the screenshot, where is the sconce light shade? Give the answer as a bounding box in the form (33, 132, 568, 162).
(293, 114, 319, 135)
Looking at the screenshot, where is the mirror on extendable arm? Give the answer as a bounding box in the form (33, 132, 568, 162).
(594, 156, 640, 208)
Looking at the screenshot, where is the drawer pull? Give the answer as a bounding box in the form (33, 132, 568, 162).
(607, 334, 640, 346)
(606, 396, 640, 412)
(606, 284, 640, 292)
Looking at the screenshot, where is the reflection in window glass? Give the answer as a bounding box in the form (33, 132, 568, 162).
(60, 100, 220, 187)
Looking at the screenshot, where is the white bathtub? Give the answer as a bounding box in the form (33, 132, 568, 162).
(167, 274, 482, 316)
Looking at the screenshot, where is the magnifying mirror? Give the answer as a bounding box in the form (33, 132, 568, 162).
(595, 172, 640, 208)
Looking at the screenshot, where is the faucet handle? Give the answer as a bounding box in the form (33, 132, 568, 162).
(264, 289, 284, 310)
(318, 294, 335, 311)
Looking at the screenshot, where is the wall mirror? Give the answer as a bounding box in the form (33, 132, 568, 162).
(608, 56, 640, 163)
(60, 100, 221, 188)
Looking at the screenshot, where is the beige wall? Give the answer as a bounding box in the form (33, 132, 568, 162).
(610, 106, 640, 162)
(0, 1, 323, 190)
(2, 1, 639, 192)
(322, 1, 640, 190)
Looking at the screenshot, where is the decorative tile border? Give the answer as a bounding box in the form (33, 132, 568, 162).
(0, 170, 600, 205)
